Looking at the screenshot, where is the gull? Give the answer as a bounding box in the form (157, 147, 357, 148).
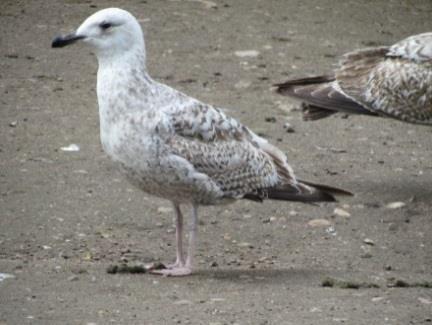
(52, 8, 351, 276)
(275, 33, 432, 125)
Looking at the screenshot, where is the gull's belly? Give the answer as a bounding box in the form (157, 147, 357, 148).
(117, 156, 222, 204)
(102, 129, 222, 204)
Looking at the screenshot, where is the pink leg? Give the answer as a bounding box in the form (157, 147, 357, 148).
(151, 204, 198, 277)
(185, 205, 198, 269)
(169, 203, 185, 268)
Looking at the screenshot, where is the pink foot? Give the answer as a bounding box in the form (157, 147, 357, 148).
(150, 266, 192, 277)
(166, 261, 183, 269)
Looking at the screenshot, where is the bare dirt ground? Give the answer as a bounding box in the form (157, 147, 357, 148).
(1, 0, 432, 324)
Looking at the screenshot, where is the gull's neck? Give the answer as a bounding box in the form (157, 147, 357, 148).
(97, 41, 147, 69)
(96, 46, 158, 152)
(96, 45, 156, 116)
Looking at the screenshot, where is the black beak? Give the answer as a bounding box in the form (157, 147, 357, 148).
(52, 33, 85, 48)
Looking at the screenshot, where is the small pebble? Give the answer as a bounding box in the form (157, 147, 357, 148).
(9, 121, 18, 127)
(308, 219, 331, 227)
(371, 296, 384, 302)
(237, 242, 254, 248)
(234, 50, 260, 58)
(195, 0, 217, 9)
(283, 122, 295, 133)
(418, 297, 432, 305)
(0, 273, 15, 282)
(209, 261, 218, 267)
(60, 144, 80, 152)
(326, 226, 337, 236)
(334, 208, 351, 218)
(363, 238, 375, 246)
(310, 307, 322, 313)
(386, 201, 406, 209)
(264, 116, 277, 123)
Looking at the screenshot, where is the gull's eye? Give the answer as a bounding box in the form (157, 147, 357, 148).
(100, 22, 112, 30)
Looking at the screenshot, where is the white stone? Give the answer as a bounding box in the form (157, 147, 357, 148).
(234, 50, 260, 58)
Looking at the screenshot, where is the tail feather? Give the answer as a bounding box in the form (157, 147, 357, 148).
(274, 75, 335, 92)
(275, 75, 377, 121)
(302, 103, 337, 121)
(297, 179, 354, 197)
(266, 186, 337, 203)
(244, 181, 353, 203)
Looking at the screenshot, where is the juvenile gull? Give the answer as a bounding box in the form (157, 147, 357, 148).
(52, 8, 351, 276)
(276, 33, 432, 125)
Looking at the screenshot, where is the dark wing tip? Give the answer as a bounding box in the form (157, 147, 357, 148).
(302, 103, 338, 121)
(274, 75, 335, 94)
(299, 180, 354, 197)
(266, 187, 338, 203)
(242, 193, 264, 203)
(242, 181, 352, 204)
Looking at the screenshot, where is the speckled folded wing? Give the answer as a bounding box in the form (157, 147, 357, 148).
(339, 49, 432, 125)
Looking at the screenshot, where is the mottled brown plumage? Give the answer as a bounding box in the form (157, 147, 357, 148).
(276, 33, 432, 125)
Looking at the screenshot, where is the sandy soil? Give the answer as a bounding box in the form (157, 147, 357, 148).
(1, 0, 432, 324)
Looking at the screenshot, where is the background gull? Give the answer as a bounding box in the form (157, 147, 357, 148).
(52, 8, 351, 276)
(276, 33, 432, 125)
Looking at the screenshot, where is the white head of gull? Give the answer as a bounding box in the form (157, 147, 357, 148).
(52, 8, 351, 276)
